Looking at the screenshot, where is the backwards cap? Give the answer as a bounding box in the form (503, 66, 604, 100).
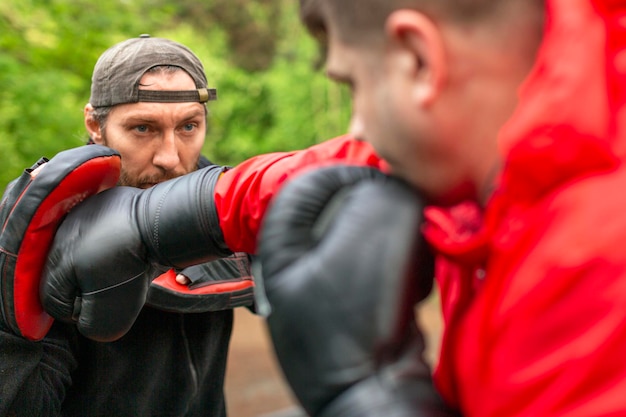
(89, 34, 217, 108)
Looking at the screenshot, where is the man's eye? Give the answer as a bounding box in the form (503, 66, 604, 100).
(182, 123, 195, 132)
(134, 125, 149, 133)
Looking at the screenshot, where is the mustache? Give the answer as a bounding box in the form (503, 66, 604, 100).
(118, 170, 189, 188)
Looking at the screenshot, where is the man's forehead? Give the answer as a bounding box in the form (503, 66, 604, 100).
(109, 100, 206, 121)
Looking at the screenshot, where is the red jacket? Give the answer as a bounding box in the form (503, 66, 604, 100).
(424, 0, 626, 415)
(214, 134, 389, 253)
(215, 0, 626, 415)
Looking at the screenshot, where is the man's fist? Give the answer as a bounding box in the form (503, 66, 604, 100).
(256, 166, 456, 417)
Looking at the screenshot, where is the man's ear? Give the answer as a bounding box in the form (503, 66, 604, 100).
(84, 103, 103, 144)
(385, 10, 446, 107)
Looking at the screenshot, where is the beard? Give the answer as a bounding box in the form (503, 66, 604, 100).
(117, 170, 191, 188)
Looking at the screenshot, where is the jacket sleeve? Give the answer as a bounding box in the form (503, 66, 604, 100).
(0, 322, 77, 417)
(214, 134, 388, 253)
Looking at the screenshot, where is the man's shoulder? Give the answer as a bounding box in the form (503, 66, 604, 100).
(198, 155, 214, 169)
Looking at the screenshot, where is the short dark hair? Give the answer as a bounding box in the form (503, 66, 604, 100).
(299, 0, 540, 48)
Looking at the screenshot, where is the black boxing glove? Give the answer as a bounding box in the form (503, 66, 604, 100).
(256, 166, 458, 417)
(41, 165, 232, 342)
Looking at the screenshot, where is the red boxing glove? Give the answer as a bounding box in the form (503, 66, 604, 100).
(215, 134, 388, 253)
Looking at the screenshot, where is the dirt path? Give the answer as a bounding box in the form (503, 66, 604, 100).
(224, 308, 298, 416)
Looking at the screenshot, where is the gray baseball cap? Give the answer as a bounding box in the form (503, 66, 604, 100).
(89, 34, 217, 108)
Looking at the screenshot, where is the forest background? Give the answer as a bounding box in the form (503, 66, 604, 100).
(0, 0, 352, 191)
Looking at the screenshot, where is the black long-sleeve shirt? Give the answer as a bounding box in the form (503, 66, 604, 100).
(0, 253, 254, 417)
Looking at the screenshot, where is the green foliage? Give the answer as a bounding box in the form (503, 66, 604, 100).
(0, 0, 351, 191)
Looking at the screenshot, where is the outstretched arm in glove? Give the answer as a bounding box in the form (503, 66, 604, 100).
(40, 134, 386, 341)
(256, 165, 459, 417)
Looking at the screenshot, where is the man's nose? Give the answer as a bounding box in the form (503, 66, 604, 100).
(348, 114, 365, 141)
(153, 131, 180, 171)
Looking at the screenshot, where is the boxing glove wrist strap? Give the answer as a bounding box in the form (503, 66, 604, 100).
(138, 165, 232, 269)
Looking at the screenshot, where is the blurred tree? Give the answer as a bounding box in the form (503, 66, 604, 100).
(170, 0, 280, 72)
